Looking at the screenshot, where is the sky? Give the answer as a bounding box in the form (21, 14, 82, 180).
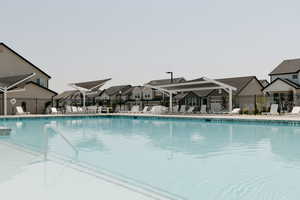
(1, 0, 300, 92)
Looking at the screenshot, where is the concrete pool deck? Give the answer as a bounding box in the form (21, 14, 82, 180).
(0, 141, 174, 200)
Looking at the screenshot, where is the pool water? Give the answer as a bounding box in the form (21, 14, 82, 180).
(1, 116, 300, 200)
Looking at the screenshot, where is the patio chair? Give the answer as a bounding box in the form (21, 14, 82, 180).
(142, 106, 149, 113)
(50, 107, 61, 114)
(172, 105, 179, 113)
(288, 106, 300, 115)
(87, 106, 97, 113)
(150, 106, 167, 114)
(179, 105, 186, 113)
(200, 105, 207, 114)
(262, 104, 279, 115)
(16, 106, 30, 115)
(186, 106, 195, 113)
(72, 106, 78, 113)
(130, 105, 140, 113)
(65, 106, 72, 114)
(230, 108, 241, 114)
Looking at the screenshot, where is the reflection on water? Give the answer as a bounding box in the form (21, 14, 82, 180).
(1, 117, 300, 200)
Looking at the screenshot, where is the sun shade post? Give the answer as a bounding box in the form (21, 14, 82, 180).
(169, 91, 173, 112)
(229, 89, 233, 112)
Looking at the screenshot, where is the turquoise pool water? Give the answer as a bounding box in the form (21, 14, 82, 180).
(1, 116, 300, 200)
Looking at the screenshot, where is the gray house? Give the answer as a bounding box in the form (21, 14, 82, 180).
(0, 43, 57, 114)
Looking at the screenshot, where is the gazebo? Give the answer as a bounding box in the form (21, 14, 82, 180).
(144, 76, 237, 112)
(69, 78, 111, 109)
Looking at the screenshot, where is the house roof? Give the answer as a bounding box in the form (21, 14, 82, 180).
(72, 78, 111, 91)
(0, 73, 35, 88)
(103, 85, 132, 96)
(263, 78, 300, 92)
(0, 42, 51, 78)
(259, 79, 269, 87)
(269, 58, 300, 75)
(215, 76, 257, 95)
(174, 92, 189, 100)
(26, 81, 58, 95)
(121, 86, 143, 96)
(146, 77, 186, 86)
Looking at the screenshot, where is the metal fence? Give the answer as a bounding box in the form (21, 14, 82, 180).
(2, 94, 297, 115)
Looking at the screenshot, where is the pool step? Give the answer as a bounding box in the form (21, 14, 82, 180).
(0, 127, 11, 136)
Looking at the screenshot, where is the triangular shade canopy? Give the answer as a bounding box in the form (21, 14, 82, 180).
(70, 78, 111, 91)
(0, 73, 35, 89)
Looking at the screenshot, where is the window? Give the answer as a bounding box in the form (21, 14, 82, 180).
(292, 74, 298, 79)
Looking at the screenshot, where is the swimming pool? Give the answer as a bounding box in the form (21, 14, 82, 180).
(1, 116, 300, 200)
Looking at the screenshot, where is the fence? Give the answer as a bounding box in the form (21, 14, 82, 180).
(0, 97, 53, 115)
(53, 94, 300, 114)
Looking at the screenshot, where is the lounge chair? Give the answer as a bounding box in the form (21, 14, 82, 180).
(200, 105, 207, 114)
(65, 106, 72, 114)
(16, 106, 30, 115)
(72, 106, 79, 113)
(130, 105, 140, 113)
(230, 108, 240, 114)
(262, 104, 279, 115)
(77, 107, 85, 113)
(142, 106, 149, 113)
(153, 106, 168, 114)
(179, 105, 186, 113)
(50, 107, 61, 114)
(172, 105, 179, 113)
(87, 106, 97, 113)
(287, 106, 300, 115)
(187, 106, 195, 113)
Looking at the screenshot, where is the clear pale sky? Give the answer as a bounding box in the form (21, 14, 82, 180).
(1, 0, 300, 92)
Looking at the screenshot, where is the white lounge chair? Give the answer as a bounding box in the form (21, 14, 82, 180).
(65, 106, 72, 114)
(130, 105, 140, 113)
(288, 106, 300, 115)
(230, 108, 241, 114)
(200, 105, 207, 114)
(16, 106, 30, 115)
(72, 106, 78, 113)
(142, 106, 149, 113)
(172, 105, 179, 113)
(187, 106, 195, 113)
(179, 105, 186, 113)
(150, 106, 167, 114)
(77, 107, 85, 113)
(263, 104, 279, 115)
(50, 107, 61, 114)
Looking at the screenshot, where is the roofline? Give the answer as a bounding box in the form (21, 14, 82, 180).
(26, 81, 58, 95)
(0, 42, 51, 79)
(236, 76, 262, 95)
(269, 71, 300, 76)
(262, 78, 300, 92)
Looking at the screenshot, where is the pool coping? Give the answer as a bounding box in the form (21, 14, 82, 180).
(2, 113, 300, 125)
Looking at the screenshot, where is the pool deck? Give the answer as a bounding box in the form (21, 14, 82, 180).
(0, 141, 174, 200)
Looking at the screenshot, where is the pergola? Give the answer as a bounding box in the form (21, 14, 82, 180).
(69, 78, 111, 109)
(0, 73, 36, 115)
(144, 76, 237, 112)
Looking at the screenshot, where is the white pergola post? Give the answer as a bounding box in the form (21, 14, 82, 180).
(81, 91, 86, 110)
(3, 88, 7, 116)
(228, 89, 233, 112)
(169, 91, 173, 112)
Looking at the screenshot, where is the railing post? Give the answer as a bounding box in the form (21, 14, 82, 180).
(44, 126, 48, 161)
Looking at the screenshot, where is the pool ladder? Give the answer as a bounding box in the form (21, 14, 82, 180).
(43, 124, 79, 161)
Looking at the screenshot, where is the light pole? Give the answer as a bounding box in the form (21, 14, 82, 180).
(166, 71, 173, 83)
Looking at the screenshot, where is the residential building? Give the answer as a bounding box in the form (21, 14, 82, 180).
(0, 43, 57, 114)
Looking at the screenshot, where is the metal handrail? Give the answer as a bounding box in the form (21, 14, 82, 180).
(44, 124, 79, 161)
